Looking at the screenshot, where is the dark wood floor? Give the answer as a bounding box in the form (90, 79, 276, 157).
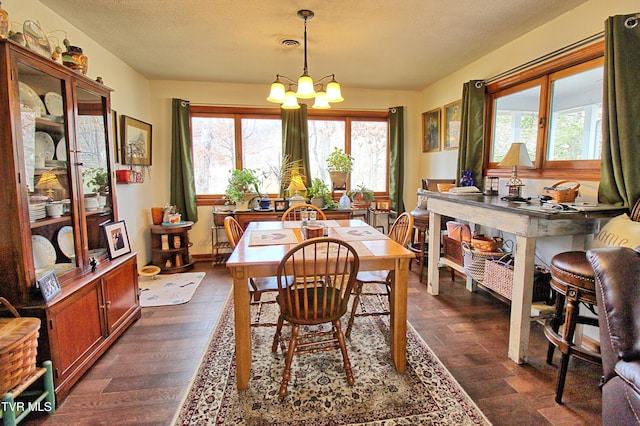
(25, 261, 602, 425)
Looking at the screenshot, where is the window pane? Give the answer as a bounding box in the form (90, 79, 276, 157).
(242, 118, 282, 194)
(308, 120, 345, 186)
(492, 86, 539, 163)
(351, 121, 388, 192)
(547, 66, 603, 161)
(192, 117, 234, 194)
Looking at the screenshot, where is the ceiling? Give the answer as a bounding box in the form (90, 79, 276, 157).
(38, 0, 590, 91)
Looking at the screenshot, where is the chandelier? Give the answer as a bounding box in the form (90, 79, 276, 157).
(267, 9, 344, 110)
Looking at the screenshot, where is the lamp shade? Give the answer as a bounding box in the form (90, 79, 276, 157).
(498, 142, 534, 168)
(312, 90, 330, 109)
(267, 79, 286, 103)
(296, 74, 316, 98)
(35, 172, 63, 191)
(325, 79, 344, 102)
(287, 175, 307, 192)
(281, 89, 300, 109)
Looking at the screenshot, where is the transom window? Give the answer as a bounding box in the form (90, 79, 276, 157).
(485, 41, 604, 179)
(191, 106, 389, 204)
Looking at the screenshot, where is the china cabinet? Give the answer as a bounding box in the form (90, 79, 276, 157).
(0, 40, 140, 401)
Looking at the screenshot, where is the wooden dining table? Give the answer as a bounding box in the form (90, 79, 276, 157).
(226, 219, 414, 390)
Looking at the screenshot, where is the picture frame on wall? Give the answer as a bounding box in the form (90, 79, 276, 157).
(38, 269, 61, 302)
(102, 220, 132, 259)
(121, 116, 152, 166)
(422, 108, 441, 152)
(443, 100, 462, 150)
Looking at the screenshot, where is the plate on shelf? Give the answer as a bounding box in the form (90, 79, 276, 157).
(44, 92, 64, 116)
(161, 221, 187, 227)
(19, 82, 46, 117)
(32, 235, 57, 270)
(253, 207, 274, 212)
(55, 137, 66, 161)
(23, 20, 52, 58)
(57, 226, 75, 259)
(35, 132, 55, 160)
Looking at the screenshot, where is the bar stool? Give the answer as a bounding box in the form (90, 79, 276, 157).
(543, 251, 601, 404)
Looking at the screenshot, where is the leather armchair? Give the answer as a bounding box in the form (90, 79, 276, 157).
(587, 246, 640, 425)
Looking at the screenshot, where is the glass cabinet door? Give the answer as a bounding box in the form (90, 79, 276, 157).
(76, 85, 114, 260)
(15, 60, 78, 279)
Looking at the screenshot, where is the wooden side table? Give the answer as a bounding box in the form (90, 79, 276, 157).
(150, 221, 194, 273)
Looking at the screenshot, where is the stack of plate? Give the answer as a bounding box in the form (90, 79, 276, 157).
(29, 203, 46, 222)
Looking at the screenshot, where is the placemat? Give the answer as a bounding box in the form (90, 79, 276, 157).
(248, 229, 299, 246)
(283, 220, 340, 228)
(333, 226, 389, 242)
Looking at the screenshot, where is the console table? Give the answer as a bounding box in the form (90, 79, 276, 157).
(234, 209, 352, 229)
(424, 192, 625, 364)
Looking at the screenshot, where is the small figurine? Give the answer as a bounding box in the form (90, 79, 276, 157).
(90, 257, 97, 272)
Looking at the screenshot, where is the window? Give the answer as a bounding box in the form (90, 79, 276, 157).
(485, 42, 603, 179)
(191, 106, 389, 204)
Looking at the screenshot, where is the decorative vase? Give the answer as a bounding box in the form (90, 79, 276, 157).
(258, 198, 271, 210)
(62, 43, 88, 75)
(460, 170, 475, 187)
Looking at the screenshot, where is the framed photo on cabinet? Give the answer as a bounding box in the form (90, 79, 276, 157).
(38, 269, 61, 302)
(443, 100, 462, 150)
(103, 220, 131, 259)
(422, 108, 441, 152)
(121, 116, 152, 166)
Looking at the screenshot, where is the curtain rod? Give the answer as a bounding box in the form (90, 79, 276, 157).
(482, 31, 605, 86)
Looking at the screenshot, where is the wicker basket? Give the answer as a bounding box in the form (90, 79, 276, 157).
(542, 180, 580, 203)
(461, 242, 507, 283)
(0, 297, 41, 395)
(483, 259, 553, 303)
(471, 236, 503, 252)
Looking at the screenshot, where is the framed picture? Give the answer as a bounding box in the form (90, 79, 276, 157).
(375, 199, 391, 211)
(422, 108, 441, 152)
(121, 116, 152, 166)
(274, 199, 287, 212)
(111, 110, 119, 163)
(38, 269, 61, 302)
(102, 220, 132, 259)
(443, 100, 462, 150)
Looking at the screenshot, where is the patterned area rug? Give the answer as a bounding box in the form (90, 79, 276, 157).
(138, 272, 205, 307)
(174, 287, 490, 425)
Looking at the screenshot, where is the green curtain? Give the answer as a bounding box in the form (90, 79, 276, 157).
(598, 14, 640, 207)
(170, 98, 198, 222)
(456, 80, 485, 189)
(389, 106, 405, 214)
(281, 104, 311, 197)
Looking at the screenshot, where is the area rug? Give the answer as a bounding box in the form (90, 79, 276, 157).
(173, 287, 490, 425)
(138, 272, 205, 307)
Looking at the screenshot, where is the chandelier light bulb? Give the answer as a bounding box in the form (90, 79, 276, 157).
(281, 89, 301, 109)
(296, 74, 316, 98)
(326, 78, 344, 103)
(267, 78, 286, 103)
(312, 90, 330, 109)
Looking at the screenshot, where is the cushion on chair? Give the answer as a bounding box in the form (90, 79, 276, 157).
(550, 251, 595, 291)
(590, 213, 640, 249)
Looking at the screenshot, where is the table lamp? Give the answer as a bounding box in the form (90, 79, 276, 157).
(287, 174, 307, 207)
(35, 172, 63, 200)
(498, 142, 533, 201)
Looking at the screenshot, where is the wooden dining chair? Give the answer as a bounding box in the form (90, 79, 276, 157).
(271, 237, 360, 397)
(345, 211, 413, 338)
(224, 216, 278, 326)
(280, 203, 327, 221)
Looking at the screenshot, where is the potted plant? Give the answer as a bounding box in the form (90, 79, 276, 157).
(349, 183, 375, 207)
(307, 178, 336, 209)
(224, 168, 260, 211)
(85, 167, 110, 208)
(326, 147, 353, 189)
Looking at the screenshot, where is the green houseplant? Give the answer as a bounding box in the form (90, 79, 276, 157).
(349, 183, 374, 207)
(307, 178, 336, 209)
(326, 147, 353, 189)
(224, 169, 260, 210)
